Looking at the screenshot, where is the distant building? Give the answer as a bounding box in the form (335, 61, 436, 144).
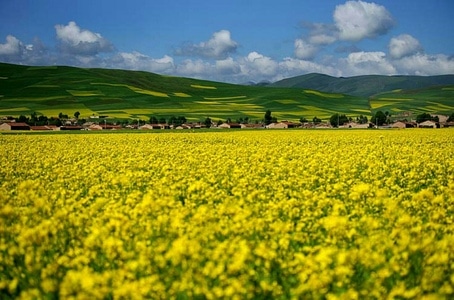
(0, 122, 30, 130)
(418, 120, 438, 128)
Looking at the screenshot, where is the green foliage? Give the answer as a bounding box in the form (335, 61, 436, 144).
(0, 62, 368, 122)
(448, 113, 454, 122)
(372, 111, 387, 126)
(356, 115, 368, 124)
(313, 116, 322, 124)
(329, 113, 349, 127)
(204, 117, 212, 128)
(416, 113, 437, 124)
(264, 110, 273, 125)
(272, 73, 454, 97)
(1, 62, 451, 124)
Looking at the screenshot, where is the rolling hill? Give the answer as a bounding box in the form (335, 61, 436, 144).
(271, 73, 454, 98)
(0, 63, 453, 122)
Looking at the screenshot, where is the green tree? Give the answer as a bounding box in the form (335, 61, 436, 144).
(329, 113, 349, 127)
(299, 117, 308, 123)
(313, 116, 322, 124)
(416, 113, 433, 123)
(149, 116, 158, 124)
(204, 117, 212, 128)
(264, 110, 273, 125)
(447, 113, 454, 122)
(74, 111, 80, 119)
(372, 111, 387, 126)
(356, 115, 368, 124)
(18, 115, 29, 123)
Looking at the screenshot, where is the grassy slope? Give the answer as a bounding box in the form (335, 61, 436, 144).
(271, 73, 454, 98)
(370, 86, 454, 115)
(0, 63, 453, 122)
(0, 63, 368, 122)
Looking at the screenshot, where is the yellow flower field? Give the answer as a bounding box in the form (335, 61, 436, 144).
(0, 129, 453, 299)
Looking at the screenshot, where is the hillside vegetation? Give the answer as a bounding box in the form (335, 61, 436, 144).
(0, 63, 453, 122)
(271, 73, 454, 98)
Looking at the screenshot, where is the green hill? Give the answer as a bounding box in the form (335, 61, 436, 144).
(0, 63, 369, 122)
(0, 63, 453, 122)
(271, 73, 454, 98)
(370, 86, 454, 115)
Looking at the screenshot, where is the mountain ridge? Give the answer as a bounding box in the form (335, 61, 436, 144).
(271, 73, 454, 98)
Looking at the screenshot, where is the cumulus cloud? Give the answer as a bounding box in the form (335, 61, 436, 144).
(55, 21, 114, 56)
(175, 30, 238, 59)
(0, 35, 22, 57)
(294, 39, 318, 60)
(334, 1, 395, 41)
(241, 52, 279, 77)
(279, 57, 340, 79)
(303, 23, 338, 45)
(388, 34, 423, 59)
(393, 53, 454, 75)
(340, 51, 396, 75)
(108, 51, 175, 73)
(216, 57, 241, 74)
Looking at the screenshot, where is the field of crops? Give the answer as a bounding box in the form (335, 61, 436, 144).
(1, 129, 453, 299)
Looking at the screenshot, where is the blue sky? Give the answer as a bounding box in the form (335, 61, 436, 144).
(0, 0, 453, 83)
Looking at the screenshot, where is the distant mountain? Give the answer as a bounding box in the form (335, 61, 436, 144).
(271, 73, 454, 97)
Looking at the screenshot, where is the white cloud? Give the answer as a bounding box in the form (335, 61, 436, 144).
(0, 35, 22, 56)
(109, 51, 175, 73)
(241, 52, 279, 77)
(294, 39, 318, 60)
(55, 21, 113, 55)
(303, 23, 338, 45)
(175, 30, 238, 59)
(388, 34, 423, 59)
(393, 53, 454, 75)
(176, 59, 214, 77)
(279, 57, 340, 79)
(334, 1, 395, 41)
(340, 51, 396, 75)
(216, 57, 240, 74)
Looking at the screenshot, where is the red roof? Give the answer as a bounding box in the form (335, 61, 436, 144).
(9, 122, 30, 127)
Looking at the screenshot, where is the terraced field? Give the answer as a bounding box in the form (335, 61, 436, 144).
(370, 86, 454, 114)
(1, 63, 453, 122)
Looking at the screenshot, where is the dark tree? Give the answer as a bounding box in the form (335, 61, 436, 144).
(74, 111, 80, 119)
(416, 113, 433, 124)
(329, 113, 349, 127)
(447, 113, 454, 122)
(18, 115, 29, 123)
(372, 111, 387, 126)
(356, 115, 368, 124)
(149, 116, 158, 124)
(204, 117, 212, 128)
(313, 116, 322, 124)
(264, 110, 273, 125)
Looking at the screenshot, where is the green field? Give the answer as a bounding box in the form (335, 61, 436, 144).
(0, 63, 453, 122)
(370, 86, 454, 115)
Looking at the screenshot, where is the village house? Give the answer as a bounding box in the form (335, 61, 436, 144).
(391, 121, 416, 129)
(30, 125, 59, 131)
(218, 123, 242, 129)
(265, 121, 299, 129)
(339, 122, 370, 129)
(0, 122, 30, 130)
(140, 124, 168, 130)
(418, 120, 438, 128)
